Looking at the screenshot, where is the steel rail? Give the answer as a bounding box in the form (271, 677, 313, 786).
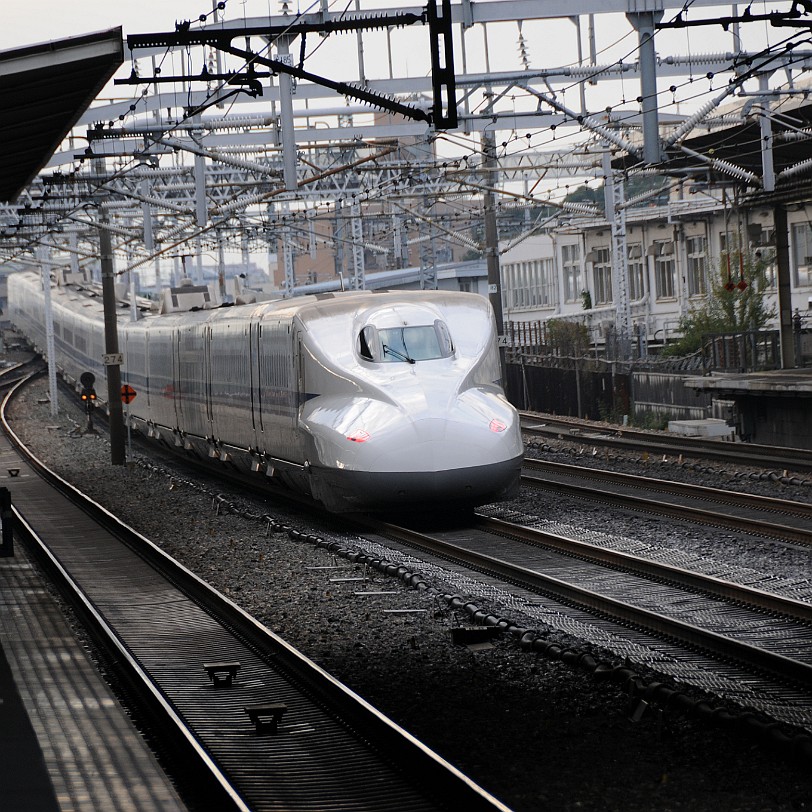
(1, 375, 512, 812)
(520, 466, 812, 546)
(359, 517, 812, 689)
(475, 514, 812, 624)
(520, 412, 812, 473)
(11, 509, 253, 812)
(523, 458, 812, 518)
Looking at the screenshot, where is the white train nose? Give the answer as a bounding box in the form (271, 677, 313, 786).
(303, 390, 523, 511)
(366, 414, 520, 472)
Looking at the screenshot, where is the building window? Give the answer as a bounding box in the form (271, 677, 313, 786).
(748, 227, 776, 287)
(756, 248, 777, 288)
(627, 243, 645, 301)
(536, 258, 556, 306)
(653, 242, 676, 299)
(686, 235, 708, 296)
(561, 243, 582, 302)
(791, 223, 812, 287)
(501, 258, 556, 310)
(592, 247, 612, 305)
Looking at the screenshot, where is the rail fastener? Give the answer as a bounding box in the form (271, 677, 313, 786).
(203, 661, 241, 689)
(244, 703, 288, 735)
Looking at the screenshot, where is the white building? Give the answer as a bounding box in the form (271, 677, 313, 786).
(499, 191, 810, 352)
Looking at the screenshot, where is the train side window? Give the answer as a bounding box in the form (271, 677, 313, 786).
(358, 325, 381, 361)
(434, 320, 454, 357)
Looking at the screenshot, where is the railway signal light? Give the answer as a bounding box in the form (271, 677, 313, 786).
(79, 371, 98, 433)
(80, 387, 97, 408)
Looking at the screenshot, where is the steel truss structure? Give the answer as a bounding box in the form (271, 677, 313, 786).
(2, 0, 812, 365)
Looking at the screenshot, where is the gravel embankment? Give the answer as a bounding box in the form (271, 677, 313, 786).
(7, 380, 812, 812)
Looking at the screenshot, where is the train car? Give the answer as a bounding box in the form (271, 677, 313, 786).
(8, 272, 523, 513)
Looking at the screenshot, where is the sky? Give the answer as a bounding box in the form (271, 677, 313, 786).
(4, 2, 790, 129)
(0, 2, 245, 50)
(3, 1, 780, 77)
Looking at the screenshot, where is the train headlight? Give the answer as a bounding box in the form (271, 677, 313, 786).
(346, 429, 371, 443)
(489, 418, 507, 433)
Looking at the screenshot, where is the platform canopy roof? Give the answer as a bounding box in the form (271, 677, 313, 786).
(613, 98, 812, 200)
(0, 28, 123, 203)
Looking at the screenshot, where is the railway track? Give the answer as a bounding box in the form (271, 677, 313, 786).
(521, 458, 812, 546)
(51, 375, 811, 706)
(0, 355, 45, 391)
(13, 371, 811, 765)
(351, 512, 812, 739)
(1, 375, 510, 812)
(520, 412, 812, 474)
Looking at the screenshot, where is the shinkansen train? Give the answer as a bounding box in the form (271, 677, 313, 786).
(7, 272, 523, 513)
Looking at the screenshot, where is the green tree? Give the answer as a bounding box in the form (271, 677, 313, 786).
(663, 250, 776, 356)
(546, 319, 590, 356)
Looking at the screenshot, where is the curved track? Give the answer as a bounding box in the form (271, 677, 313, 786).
(1, 374, 510, 812)
(13, 369, 811, 765)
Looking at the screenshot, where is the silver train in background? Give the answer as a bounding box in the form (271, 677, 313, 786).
(8, 272, 523, 513)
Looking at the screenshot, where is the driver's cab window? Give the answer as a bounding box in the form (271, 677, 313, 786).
(357, 320, 454, 364)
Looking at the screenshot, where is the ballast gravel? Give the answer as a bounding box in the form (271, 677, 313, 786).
(7, 379, 812, 812)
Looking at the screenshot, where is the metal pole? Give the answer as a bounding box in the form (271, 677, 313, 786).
(141, 180, 154, 251)
(37, 243, 58, 418)
(282, 212, 296, 297)
(126, 405, 132, 461)
(194, 149, 208, 226)
(99, 206, 126, 465)
(196, 235, 204, 285)
(481, 121, 506, 383)
(603, 149, 631, 357)
(758, 74, 775, 192)
(350, 202, 365, 290)
(217, 231, 227, 301)
(773, 204, 795, 369)
(68, 230, 80, 277)
(277, 35, 298, 192)
(627, 11, 664, 165)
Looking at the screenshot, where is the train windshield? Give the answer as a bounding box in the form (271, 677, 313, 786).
(359, 321, 453, 363)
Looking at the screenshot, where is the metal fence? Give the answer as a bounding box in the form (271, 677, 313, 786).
(701, 330, 781, 372)
(506, 354, 710, 423)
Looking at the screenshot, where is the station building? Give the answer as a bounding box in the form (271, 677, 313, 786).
(499, 194, 810, 362)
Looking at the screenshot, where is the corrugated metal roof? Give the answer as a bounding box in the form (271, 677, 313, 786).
(0, 28, 123, 203)
(614, 100, 812, 185)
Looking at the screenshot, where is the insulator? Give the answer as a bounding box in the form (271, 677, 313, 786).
(562, 201, 600, 215)
(710, 157, 759, 183)
(775, 129, 812, 142)
(664, 86, 735, 146)
(778, 157, 812, 179)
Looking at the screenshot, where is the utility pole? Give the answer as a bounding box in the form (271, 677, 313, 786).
(756, 74, 793, 367)
(350, 202, 366, 290)
(627, 11, 664, 165)
(37, 242, 58, 418)
(98, 204, 126, 465)
(774, 205, 796, 368)
(481, 115, 506, 382)
(603, 149, 631, 359)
